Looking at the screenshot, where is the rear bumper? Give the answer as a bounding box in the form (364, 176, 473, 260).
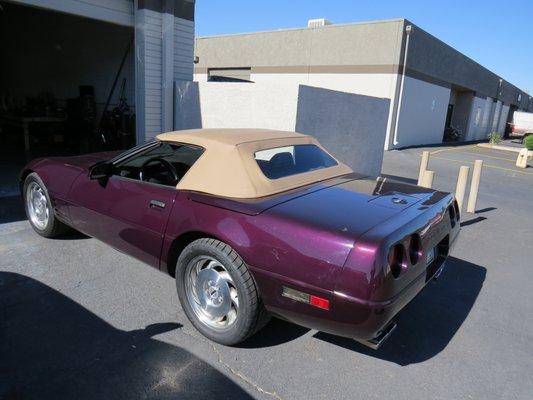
(257, 219, 459, 344)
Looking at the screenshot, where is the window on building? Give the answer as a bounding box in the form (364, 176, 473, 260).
(208, 67, 252, 82)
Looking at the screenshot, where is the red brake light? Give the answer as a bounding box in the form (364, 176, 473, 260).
(310, 295, 330, 310)
(282, 286, 330, 311)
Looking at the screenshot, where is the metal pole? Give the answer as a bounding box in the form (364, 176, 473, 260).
(467, 160, 483, 213)
(97, 36, 134, 141)
(421, 170, 435, 189)
(455, 166, 470, 212)
(418, 151, 430, 185)
(391, 25, 412, 147)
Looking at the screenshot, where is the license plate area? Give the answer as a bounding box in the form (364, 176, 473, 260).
(426, 246, 436, 265)
(425, 235, 449, 282)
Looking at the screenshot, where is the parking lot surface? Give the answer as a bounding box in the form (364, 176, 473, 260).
(1, 144, 532, 400)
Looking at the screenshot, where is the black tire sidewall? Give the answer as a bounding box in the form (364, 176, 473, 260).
(176, 239, 257, 345)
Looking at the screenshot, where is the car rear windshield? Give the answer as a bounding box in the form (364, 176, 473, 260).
(254, 144, 338, 179)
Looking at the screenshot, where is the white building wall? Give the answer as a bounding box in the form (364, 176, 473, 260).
(195, 71, 400, 150)
(196, 72, 396, 101)
(174, 81, 389, 176)
(250, 73, 396, 100)
(394, 76, 450, 147)
(184, 82, 299, 130)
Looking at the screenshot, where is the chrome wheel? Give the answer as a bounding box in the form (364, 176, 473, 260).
(26, 182, 49, 230)
(185, 256, 239, 330)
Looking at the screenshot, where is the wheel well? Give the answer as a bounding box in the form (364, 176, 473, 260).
(19, 169, 34, 194)
(166, 231, 217, 278)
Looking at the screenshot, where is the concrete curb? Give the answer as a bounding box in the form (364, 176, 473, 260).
(476, 143, 523, 153)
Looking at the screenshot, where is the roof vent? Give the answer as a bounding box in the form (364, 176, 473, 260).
(307, 18, 332, 28)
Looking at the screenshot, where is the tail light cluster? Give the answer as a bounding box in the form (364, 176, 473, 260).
(449, 200, 460, 228)
(454, 200, 460, 220)
(387, 233, 422, 279)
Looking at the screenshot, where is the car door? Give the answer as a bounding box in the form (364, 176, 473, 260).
(68, 141, 204, 268)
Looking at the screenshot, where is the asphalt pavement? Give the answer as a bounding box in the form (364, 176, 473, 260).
(1, 144, 531, 400)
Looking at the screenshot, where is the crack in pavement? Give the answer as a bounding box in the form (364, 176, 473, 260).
(178, 327, 283, 400)
(209, 342, 283, 400)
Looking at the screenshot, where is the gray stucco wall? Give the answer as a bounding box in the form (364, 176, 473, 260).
(295, 86, 389, 176)
(405, 20, 530, 109)
(194, 19, 405, 72)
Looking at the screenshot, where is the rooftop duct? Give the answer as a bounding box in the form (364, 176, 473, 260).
(307, 18, 332, 28)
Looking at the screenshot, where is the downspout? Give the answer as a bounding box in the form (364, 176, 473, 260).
(392, 24, 412, 147)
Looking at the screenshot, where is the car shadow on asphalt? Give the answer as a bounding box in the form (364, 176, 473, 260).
(237, 318, 310, 348)
(0, 272, 254, 400)
(313, 256, 486, 365)
(0, 196, 26, 224)
(460, 216, 487, 227)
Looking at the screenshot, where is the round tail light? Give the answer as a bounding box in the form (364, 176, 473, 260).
(453, 199, 460, 220)
(408, 234, 422, 265)
(388, 244, 405, 279)
(448, 205, 456, 227)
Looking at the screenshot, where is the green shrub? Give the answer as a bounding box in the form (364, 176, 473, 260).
(487, 132, 502, 144)
(524, 134, 533, 150)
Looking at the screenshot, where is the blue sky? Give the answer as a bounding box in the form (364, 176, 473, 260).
(195, 0, 532, 93)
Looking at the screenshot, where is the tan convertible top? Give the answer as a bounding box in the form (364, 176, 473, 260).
(156, 128, 353, 198)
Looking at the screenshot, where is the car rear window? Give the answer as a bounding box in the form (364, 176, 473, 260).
(254, 144, 338, 179)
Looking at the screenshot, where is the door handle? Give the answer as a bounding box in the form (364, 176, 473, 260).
(149, 200, 166, 209)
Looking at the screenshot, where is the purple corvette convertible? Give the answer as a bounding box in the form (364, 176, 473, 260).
(21, 129, 460, 347)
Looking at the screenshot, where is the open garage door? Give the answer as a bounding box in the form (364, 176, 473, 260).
(0, 1, 136, 195)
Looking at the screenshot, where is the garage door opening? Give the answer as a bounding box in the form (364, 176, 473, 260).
(0, 2, 136, 184)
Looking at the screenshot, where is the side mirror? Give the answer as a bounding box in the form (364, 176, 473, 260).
(89, 162, 112, 180)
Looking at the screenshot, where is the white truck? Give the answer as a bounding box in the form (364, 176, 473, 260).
(510, 111, 533, 140)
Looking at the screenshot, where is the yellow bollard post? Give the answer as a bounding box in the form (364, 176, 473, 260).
(466, 160, 483, 213)
(454, 166, 470, 212)
(417, 151, 430, 185)
(421, 170, 435, 189)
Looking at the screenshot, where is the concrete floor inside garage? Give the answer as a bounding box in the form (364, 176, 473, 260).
(0, 144, 532, 400)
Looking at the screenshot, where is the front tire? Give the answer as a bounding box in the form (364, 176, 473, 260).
(176, 238, 269, 345)
(23, 173, 70, 238)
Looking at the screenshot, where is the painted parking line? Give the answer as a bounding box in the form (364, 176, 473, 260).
(430, 155, 533, 176)
(428, 145, 520, 163)
(429, 145, 477, 155)
(448, 149, 516, 163)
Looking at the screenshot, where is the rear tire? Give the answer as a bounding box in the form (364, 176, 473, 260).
(176, 238, 270, 345)
(23, 173, 71, 238)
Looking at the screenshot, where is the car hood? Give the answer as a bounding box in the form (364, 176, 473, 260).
(261, 176, 438, 241)
(49, 151, 122, 170)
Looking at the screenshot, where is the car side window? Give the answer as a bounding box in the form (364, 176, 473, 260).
(113, 141, 204, 187)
